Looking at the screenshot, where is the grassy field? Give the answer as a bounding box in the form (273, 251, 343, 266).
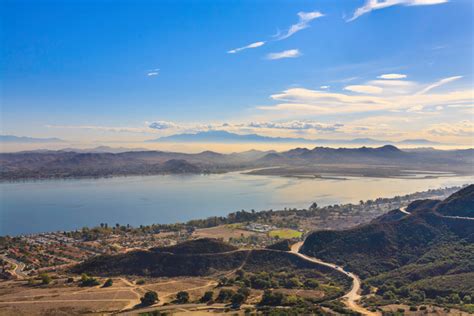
(268, 229, 302, 239)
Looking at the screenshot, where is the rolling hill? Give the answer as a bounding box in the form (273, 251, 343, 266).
(71, 238, 350, 287)
(300, 185, 474, 299)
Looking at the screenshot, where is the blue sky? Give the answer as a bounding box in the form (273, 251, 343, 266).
(1, 0, 473, 149)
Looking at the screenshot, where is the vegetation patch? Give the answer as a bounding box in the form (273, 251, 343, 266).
(268, 229, 302, 239)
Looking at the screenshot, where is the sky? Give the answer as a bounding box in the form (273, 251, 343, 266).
(1, 0, 473, 151)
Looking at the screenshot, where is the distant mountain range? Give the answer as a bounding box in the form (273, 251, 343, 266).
(1, 145, 472, 181)
(147, 130, 441, 146)
(59, 146, 150, 154)
(0, 135, 65, 143)
(147, 130, 310, 143)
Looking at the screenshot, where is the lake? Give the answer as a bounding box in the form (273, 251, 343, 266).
(1, 172, 472, 236)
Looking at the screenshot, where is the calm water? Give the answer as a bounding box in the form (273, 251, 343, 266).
(1, 172, 472, 236)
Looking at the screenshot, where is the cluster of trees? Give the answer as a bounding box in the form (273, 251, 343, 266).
(80, 273, 100, 286)
(218, 270, 320, 291)
(213, 287, 251, 308)
(365, 280, 473, 309)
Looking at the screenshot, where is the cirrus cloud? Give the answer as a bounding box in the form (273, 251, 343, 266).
(344, 85, 383, 94)
(266, 49, 301, 60)
(348, 0, 449, 22)
(227, 41, 265, 54)
(276, 11, 324, 40)
(378, 73, 407, 79)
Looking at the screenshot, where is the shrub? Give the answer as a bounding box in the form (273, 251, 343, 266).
(136, 279, 145, 285)
(238, 287, 251, 298)
(66, 277, 74, 283)
(80, 273, 100, 287)
(103, 278, 113, 287)
(284, 277, 302, 289)
(449, 293, 461, 304)
(141, 291, 159, 306)
(39, 273, 51, 285)
(304, 278, 319, 289)
(200, 291, 213, 303)
(383, 291, 396, 300)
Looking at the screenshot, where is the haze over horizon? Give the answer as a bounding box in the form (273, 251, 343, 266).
(1, 0, 473, 151)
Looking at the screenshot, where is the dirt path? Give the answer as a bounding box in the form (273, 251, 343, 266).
(0, 255, 27, 279)
(400, 206, 474, 221)
(290, 242, 378, 316)
(399, 206, 410, 215)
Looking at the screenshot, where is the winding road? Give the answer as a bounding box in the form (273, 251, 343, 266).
(0, 255, 27, 279)
(290, 242, 378, 316)
(399, 206, 474, 221)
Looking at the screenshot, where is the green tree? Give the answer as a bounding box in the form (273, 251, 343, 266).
(141, 291, 159, 306)
(176, 291, 189, 304)
(231, 293, 246, 308)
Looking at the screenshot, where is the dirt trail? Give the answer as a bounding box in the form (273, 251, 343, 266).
(290, 241, 378, 316)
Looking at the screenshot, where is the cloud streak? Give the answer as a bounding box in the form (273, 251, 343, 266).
(276, 11, 324, 40)
(266, 49, 301, 60)
(147, 68, 160, 76)
(416, 75, 462, 95)
(258, 74, 470, 115)
(378, 73, 407, 79)
(227, 11, 324, 55)
(227, 41, 265, 54)
(348, 0, 448, 22)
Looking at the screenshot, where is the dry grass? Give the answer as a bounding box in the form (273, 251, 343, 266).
(193, 225, 260, 241)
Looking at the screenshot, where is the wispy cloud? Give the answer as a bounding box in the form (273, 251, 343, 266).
(378, 73, 407, 79)
(416, 75, 462, 95)
(258, 74, 470, 115)
(147, 68, 160, 76)
(227, 41, 265, 54)
(46, 125, 150, 133)
(266, 49, 301, 60)
(426, 120, 473, 137)
(348, 0, 448, 22)
(276, 11, 324, 40)
(227, 11, 324, 56)
(344, 85, 383, 94)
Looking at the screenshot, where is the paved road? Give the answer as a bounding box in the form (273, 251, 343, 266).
(290, 242, 378, 316)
